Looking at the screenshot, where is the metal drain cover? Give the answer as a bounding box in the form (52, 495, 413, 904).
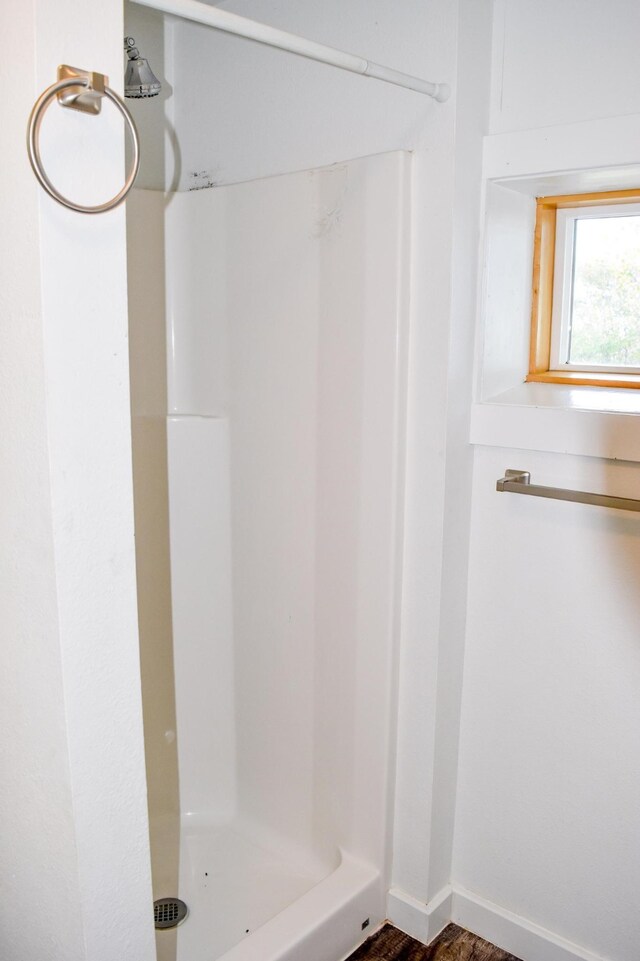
(154, 897, 188, 929)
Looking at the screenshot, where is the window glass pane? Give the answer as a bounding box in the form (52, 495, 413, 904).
(569, 214, 640, 366)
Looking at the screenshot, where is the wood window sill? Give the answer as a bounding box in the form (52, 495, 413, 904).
(527, 371, 640, 390)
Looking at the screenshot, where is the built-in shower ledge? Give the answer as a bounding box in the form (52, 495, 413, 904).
(216, 853, 381, 961)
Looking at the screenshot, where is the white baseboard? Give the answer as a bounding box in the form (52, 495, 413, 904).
(386, 884, 452, 945)
(387, 884, 606, 961)
(451, 887, 607, 961)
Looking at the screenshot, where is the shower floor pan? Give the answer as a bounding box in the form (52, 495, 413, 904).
(170, 819, 381, 961)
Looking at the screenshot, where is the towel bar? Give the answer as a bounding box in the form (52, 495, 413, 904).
(496, 469, 640, 513)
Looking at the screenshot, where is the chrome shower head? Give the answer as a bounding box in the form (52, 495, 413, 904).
(124, 37, 161, 98)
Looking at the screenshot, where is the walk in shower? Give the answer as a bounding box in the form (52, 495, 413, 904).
(126, 8, 412, 961)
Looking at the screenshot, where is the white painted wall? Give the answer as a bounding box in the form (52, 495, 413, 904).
(489, 0, 640, 134)
(2, 0, 155, 958)
(0, 4, 84, 958)
(130, 0, 451, 190)
(390, 1, 492, 931)
(125, 3, 173, 190)
(456, 449, 640, 961)
(454, 4, 640, 960)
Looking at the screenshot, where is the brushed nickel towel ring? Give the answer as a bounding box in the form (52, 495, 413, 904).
(27, 65, 140, 215)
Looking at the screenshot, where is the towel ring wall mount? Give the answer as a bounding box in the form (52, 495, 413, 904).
(27, 65, 140, 215)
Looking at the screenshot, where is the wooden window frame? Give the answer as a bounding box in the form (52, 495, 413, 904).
(527, 188, 640, 389)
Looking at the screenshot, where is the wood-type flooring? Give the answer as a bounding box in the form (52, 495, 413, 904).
(346, 923, 523, 961)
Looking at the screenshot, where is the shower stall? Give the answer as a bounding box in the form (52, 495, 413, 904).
(126, 9, 413, 961)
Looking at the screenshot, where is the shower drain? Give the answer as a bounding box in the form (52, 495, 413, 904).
(154, 897, 188, 929)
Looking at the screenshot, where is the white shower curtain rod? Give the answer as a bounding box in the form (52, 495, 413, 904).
(130, 0, 450, 101)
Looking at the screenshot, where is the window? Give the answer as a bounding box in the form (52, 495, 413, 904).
(528, 189, 640, 388)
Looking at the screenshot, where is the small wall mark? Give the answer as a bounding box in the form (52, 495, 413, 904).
(188, 170, 218, 191)
(312, 164, 349, 239)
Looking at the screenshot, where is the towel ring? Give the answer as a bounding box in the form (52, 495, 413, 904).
(27, 71, 140, 215)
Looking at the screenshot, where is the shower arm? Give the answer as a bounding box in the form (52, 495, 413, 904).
(129, 0, 450, 102)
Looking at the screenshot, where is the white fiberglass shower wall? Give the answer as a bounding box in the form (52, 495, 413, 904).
(128, 150, 410, 961)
